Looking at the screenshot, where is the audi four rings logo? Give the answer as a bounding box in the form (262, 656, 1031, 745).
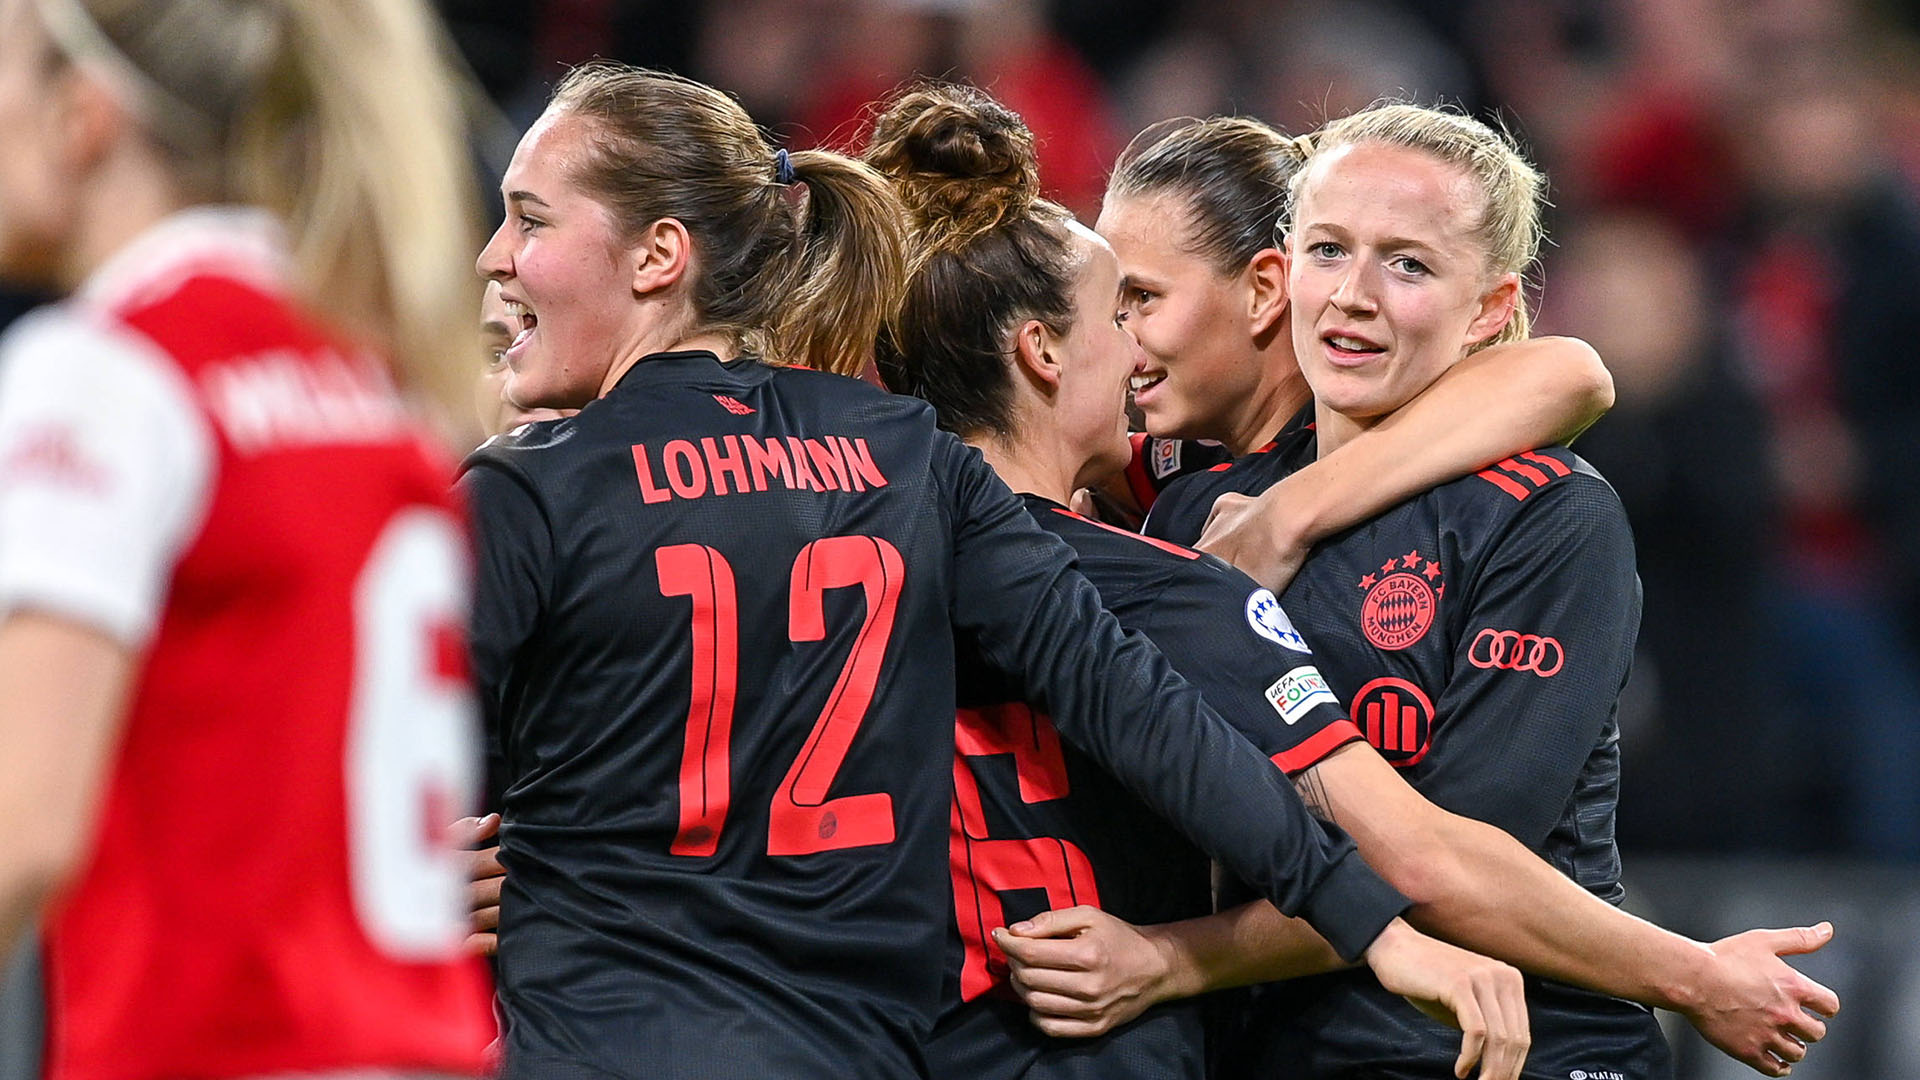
(1468, 629, 1564, 677)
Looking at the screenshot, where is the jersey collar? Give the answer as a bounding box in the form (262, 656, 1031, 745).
(75, 205, 290, 315)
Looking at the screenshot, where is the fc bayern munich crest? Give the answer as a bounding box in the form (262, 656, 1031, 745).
(1357, 549, 1444, 651)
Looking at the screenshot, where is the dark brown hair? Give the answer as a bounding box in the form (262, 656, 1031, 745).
(865, 84, 1079, 438)
(1105, 116, 1310, 275)
(548, 62, 907, 376)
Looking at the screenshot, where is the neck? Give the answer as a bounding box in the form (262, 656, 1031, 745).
(598, 326, 737, 398)
(1311, 401, 1376, 458)
(968, 424, 1083, 506)
(1221, 366, 1314, 456)
(57, 149, 187, 294)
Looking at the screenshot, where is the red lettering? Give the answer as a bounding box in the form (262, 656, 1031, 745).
(632, 444, 672, 504)
(664, 440, 707, 499)
(805, 438, 850, 491)
(703, 436, 750, 496)
(743, 435, 792, 492)
(950, 704, 1096, 1002)
(838, 437, 888, 490)
(656, 545, 739, 856)
(786, 437, 823, 491)
(954, 705, 1069, 826)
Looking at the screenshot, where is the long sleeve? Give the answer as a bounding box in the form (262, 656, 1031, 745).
(936, 435, 1406, 960)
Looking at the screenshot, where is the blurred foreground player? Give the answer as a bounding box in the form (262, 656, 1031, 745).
(0, 0, 495, 1077)
(465, 63, 1505, 1080)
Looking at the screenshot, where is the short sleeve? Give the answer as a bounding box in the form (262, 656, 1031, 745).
(0, 308, 213, 644)
(1420, 476, 1641, 848)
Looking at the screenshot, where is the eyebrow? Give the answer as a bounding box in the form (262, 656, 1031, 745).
(1298, 222, 1444, 257)
(505, 190, 550, 208)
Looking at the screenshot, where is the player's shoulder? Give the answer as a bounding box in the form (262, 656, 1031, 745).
(0, 302, 200, 420)
(1434, 446, 1618, 517)
(1029, 496, 1300, 635)
(1147, 434, 1301, 542)
(1030, 497, 1206, 584)
(1427, 446, 1631, 565)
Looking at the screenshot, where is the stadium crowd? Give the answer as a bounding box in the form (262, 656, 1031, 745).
(0, 2, 1912, 1076)
(436, 0, 1920, 866)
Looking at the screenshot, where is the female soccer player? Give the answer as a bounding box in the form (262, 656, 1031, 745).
(868, 83, 1530, 1080)
(464, 62, 1505, 1080)
(478, 280, 572, 436)
(0, 0, 495, 1078)
(1010, 107, 1836, 1078)
(875, 86, 1837, 1080)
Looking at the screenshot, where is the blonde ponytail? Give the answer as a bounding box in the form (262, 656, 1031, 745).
(46, 0, 484, 439)
(232, 0, 482, 433)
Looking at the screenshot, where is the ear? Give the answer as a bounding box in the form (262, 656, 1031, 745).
(1011, 318, 1062, 393)
(58, 69, 131, 173)
(629, 217, 695, 296)
(1246, 246, 1290, 337)
(1465, 272, 1521, 347)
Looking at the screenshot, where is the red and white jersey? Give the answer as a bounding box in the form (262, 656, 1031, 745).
(0, 208, 494, 1080)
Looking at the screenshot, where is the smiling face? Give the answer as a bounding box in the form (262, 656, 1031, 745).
(1043, 221, 1137, 489)
(1288, 141, 1516, 427)
(475, 109, 651, 410)
(1096, 191, 1304, 454)
(474, 279, 576, 434)
(1096, 194, 1268, 440)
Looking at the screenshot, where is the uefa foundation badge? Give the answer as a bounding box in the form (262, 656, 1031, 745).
(1357, 549, 1443, 650)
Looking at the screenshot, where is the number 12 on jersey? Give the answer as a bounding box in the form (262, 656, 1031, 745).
(654, 536, 903, 857)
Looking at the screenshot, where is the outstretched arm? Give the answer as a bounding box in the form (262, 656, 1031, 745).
(1001, 907, 1529, 1080)
(1198, 336, 1613, 589)
(1002, 743, 1835, 1077)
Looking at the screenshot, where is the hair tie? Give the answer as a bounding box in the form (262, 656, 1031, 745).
(774, 148, 795, 185)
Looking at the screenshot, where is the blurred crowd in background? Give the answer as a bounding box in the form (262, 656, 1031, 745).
(438, 0, 1920, 864)
(9, 0, 1916, 865)
(0, 2, 1915, 1075)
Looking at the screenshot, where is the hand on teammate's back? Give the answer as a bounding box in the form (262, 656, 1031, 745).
(1195, 491, 1312, 593)
(449, 813, 504, 956)
(993, 906, 1178, 1038)
(1680, 922, 1839, 1077)
(1362, 918, 1530, 1080)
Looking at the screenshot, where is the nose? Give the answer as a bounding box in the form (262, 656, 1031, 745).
(1330, 259, 1378, 317)
(476, 219, 513, 281)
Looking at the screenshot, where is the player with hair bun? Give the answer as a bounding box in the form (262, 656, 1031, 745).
(1015, 102, 1838, 1080)
(0, 0, 495, 1077)
(463, 62, 1520, 1080)
(867, 82, 1531, 1080)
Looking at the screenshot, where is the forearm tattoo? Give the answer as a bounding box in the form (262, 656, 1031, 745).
(1292, 767, 1336, 824)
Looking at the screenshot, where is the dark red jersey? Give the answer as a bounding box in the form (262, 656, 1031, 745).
(463, 352, 1406, 1080)
(0, 209, 494, 1080)
(930, 494, 1364, 1080)
(1148, 432, 1671, 1080)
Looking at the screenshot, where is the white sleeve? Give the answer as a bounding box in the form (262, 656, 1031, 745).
(0, 307, 215, 645)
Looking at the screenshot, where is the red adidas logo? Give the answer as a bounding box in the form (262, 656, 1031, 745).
(714, 394, 755, 415)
